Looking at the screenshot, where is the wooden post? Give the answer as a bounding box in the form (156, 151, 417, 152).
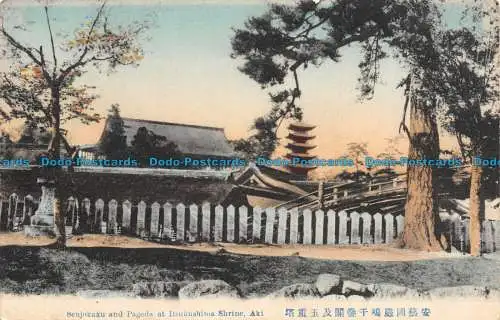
(108, 199, 118, 235)
(95, 199, 105, 233)
(315, 209, 324, 244)
(122, 200, 132, 233)
(395, 215, 405, 239)
(137, 201, 147, 238)
(374, 213, 383, 244)
(151, 202, 161, 239)
(361, 212, 372, 244)
(277, 208, 287, 244)
(338, 210, 349, 244)
(318, 181, 324, 210)
(303, 209, 312, 244)
(188, 204, 198, 242)
(350, 211, 361, 244)
(214, 205, 224, 242)
(326, 210, 336, 244)
(289, 208, 299, 244)
(163, 203, 173, 241)
(252, 207, 262, 242)
(227, 205, 236, 243)
(201, 203, 211, 241)
(238, 205, 248, 243)
(385, 214, 394, 244)
(176, 203, 186, 242)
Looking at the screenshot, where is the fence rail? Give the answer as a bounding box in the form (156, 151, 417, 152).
(0, 193, 497, 252)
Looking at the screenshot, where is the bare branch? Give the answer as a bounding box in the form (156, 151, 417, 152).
(44, 5, 58, 77)
(58, 1, 107, 82)
(398, 74, 412, 141)
(1, 26, 43, 66)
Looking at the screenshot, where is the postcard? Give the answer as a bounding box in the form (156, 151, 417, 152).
(0, 0, 499, 319)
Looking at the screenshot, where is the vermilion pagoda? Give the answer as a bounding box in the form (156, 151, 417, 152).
(284, 121, 317, 178)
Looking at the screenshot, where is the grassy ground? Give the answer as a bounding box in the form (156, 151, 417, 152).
(1, 234, 499, 297)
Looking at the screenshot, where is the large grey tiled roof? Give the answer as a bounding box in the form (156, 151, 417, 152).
(108, 117, 236, 158)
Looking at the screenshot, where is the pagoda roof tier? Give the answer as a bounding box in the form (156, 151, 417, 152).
(285, 153, 317, 160)
(288, 122, 316, 131)
(285, 142, 317, 150)
(287, 131, 316, 140)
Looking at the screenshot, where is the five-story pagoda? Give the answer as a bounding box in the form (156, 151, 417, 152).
(285, 121, 317, 178)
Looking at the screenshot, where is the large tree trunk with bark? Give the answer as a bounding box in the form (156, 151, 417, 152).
(49, 89, 66, 248)
(400, 83, 442, 252)
(469, 164, 484, 256)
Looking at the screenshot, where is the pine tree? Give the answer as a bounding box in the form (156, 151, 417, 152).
(99, 104, 128, 159)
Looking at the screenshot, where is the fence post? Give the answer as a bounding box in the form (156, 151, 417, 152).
(396, 215, 405, 239)
(175, 203, 186, 242)
(277, 208, 287, 244)
(482, 220, 495, 253)
(108, 199, 118, 235)
(22, 195, 34, 226)
(315, 209, 324, 244)
(214, 205, 224, 242)
(82, 198, 91, 233)
(163, 203, 173, 241)
(303, 209, 313, 245)
(188, 204, 198, 242)
(493, 220, 500, 253)
(201, 202, 211, 241)
(350, 211, 361, 244)
(227, 205, 236, 243)
(122, 200, 132, 234)
(95, 199, 105, 233)
(238, 205, 248, 243)
(71, 198, 81, 234)
(64, 197, 75, 235)
(7, 193, 18, 231)
(137, 201, 147, 238)
(22, 195, 35, 226)
(326, 210, 336, 245)
(361, 212, 372, 244)
(384, 214, 394, 244)
(338, 210, 349, 245)
(0, 199, 4, 230)
(252, 207, 262, 242)
(265, 208, 275, 244)
(151, 202, 161, 239)
(289, 208, 299, 245)
(374, 213, 383, 244)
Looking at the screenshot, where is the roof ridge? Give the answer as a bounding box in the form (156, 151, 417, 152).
(119, 117, 225, 131)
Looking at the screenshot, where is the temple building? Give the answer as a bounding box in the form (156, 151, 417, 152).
(78, 117, 237, 163)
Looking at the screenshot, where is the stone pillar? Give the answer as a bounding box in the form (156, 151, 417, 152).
(25, 178, 56, 236)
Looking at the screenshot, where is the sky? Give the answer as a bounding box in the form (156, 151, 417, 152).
(0, 0, 484, 166)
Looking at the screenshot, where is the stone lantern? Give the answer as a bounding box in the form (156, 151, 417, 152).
(25, 178, 56, 236)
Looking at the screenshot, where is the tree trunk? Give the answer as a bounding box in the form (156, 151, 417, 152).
(400, 82, 442, 252)
(469, 165, 484, 257)
(49, 88, 66, 248)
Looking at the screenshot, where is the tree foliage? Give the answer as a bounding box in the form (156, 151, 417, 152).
(99, 103, 128, 159)
(232, 116, 280, 160)
(0, 1, 152, 154)
(0, 0, 152, 247)
(130, 127, 180, 167)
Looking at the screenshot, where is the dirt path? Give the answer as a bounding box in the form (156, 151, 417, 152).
(0, 232, 464, 261)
